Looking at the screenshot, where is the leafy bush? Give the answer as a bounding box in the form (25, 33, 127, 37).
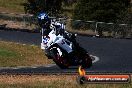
(73, 0, 131, 23)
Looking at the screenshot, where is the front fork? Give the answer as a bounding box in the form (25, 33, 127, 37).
(48, 45, 63, 57)
(41, 28, 46, 50)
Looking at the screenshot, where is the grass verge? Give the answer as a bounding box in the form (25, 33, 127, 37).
(0, 75, 131, 88)
(0, 41, 52, 67)
(0, 0, 26, 13)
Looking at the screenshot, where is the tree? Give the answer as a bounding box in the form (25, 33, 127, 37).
(73, 0, 131, 23)
(23, 0, 63, 15)
(72, 0, 131, 37)
(23, 0, 76, 16)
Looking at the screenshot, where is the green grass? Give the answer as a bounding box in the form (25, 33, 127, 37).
(0, 41, 52, 67)
(0, 0, 26, 13)
(0, 48, 23, 67)
(0, 48, 19, 58)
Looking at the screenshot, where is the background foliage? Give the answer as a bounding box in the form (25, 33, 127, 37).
(24, 0, 76, 16)
(73, 0, 131, 23)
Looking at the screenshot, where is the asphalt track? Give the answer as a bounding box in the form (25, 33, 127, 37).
(0, 30, 132, 74)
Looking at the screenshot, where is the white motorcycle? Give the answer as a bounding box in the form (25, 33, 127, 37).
(41, 23, 92, 69)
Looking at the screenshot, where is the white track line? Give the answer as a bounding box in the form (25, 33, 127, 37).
(90, 55, 100, 63)
(44, 64, 56, 67)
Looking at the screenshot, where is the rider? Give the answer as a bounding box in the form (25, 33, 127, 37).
(37, 12, 64, 35)
(37, 12, 76, 58)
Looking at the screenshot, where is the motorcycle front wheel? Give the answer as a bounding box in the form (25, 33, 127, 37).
(52, 48, 70, 69)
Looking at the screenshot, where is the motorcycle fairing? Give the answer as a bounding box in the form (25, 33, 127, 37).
(41, 29, 73, 53)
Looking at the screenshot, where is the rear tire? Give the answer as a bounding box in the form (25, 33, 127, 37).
(82, 53, 92, 68)
(74, 46, 92, 68)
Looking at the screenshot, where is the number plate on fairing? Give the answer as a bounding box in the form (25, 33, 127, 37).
(43, 36, 50, 44)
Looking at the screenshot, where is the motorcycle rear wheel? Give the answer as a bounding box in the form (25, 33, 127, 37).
(81, 53, 92, 68)
(74, 46, 92, 68)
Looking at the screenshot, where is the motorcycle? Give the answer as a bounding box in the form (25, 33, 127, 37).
(41, 22, 92, 69)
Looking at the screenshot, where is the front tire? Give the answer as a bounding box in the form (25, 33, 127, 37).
(52, 48, 70, 69)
